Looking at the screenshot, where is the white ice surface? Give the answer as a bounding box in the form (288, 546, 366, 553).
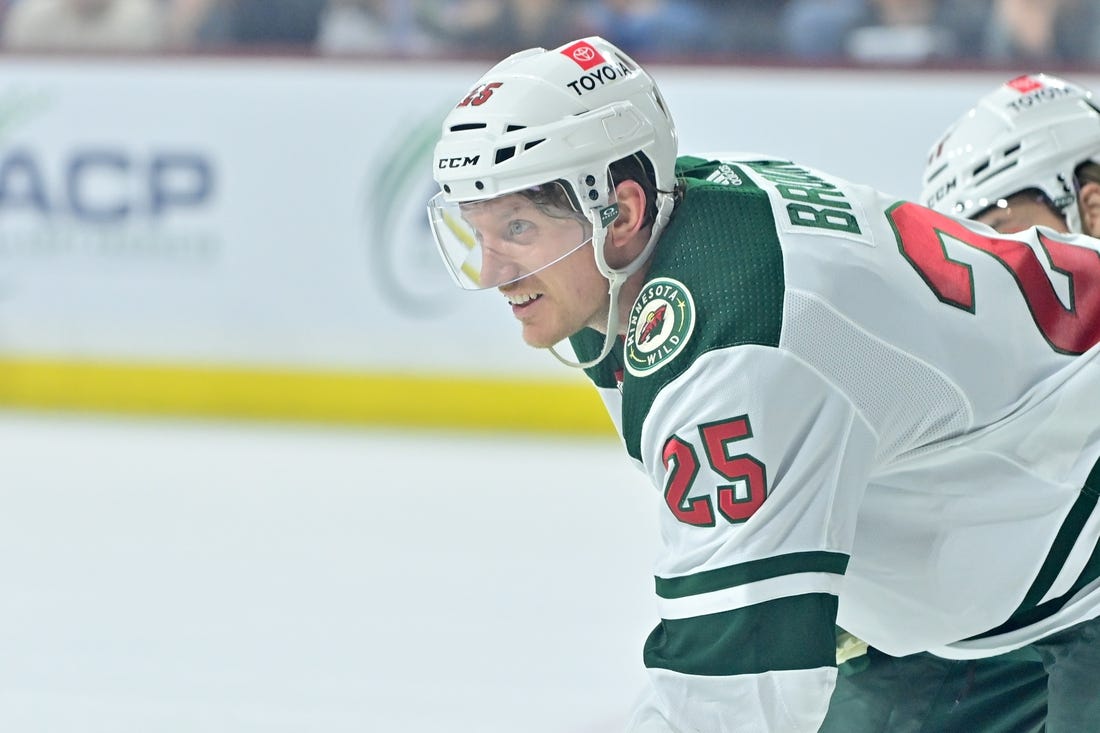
(0, 411, 658, 733)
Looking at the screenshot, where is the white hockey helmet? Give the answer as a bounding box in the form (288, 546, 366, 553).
(427, 37, 678, 368)
(428, 36, 676, 288)
(921, 73, 1100, 232)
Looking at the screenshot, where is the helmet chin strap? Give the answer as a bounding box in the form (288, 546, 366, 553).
(1064, 193, 1083, 234)
(549, 191, 675, 370)
(1065, 205, 1083, 234)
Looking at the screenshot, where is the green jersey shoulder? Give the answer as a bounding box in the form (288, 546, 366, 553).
(573, 155, 789, 459)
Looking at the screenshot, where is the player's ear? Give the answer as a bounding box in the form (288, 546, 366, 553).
(1079, 181, 1100, 238)
(610, 179, 648, 247)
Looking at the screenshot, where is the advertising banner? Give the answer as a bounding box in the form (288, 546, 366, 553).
(0, 58, 1087, 430)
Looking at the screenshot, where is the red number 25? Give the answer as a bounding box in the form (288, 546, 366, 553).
(662, 416, 768, 527)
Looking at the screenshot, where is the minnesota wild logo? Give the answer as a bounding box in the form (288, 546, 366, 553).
(625, 277, 695, 377)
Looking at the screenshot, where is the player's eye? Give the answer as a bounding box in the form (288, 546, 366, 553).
(507, 219, 534, 241)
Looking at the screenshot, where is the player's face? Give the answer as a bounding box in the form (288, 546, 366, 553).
(429, 182, 595, 292)
(460, 193, 589, 286)
(973, 191, 1069, 234)
(458, 192, 606, 348)
(495, 238, 609, 348)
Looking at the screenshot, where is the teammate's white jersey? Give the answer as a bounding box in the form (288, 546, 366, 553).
(569, 155, 1100, 732)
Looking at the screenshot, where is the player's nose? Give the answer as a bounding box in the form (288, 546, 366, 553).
(479, 246, 522, 288)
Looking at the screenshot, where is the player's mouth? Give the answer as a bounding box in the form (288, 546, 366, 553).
(506, 292, 543, 315)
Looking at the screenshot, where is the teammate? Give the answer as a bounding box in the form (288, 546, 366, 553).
(822, 72, 1100, 733)
(922, 73, 1100, 238)
(427, 39, 1100, 732)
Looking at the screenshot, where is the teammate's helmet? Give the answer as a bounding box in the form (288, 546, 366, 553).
(428, 36, 677, 290)
(921, 74, 1100, 232)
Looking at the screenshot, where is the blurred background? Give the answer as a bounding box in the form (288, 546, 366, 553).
(1, 1, 1099, 731)
(0, 0, 1096, 66)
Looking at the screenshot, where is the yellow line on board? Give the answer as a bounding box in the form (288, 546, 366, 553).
(0, 358, 615, 435)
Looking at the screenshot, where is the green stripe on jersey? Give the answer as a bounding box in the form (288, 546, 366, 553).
(644, 593, 838, 676)
(970, 459, 1100, 639)
(1015, 486, 1098, 612)
(656, 551, 849, 599)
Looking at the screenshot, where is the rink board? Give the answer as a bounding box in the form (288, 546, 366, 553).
(0, 57, 1089, 431)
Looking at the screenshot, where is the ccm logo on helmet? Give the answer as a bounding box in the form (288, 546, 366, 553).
(567, 61, 631, 96)
(438, 155, 480, 169)
(926, 177, 957, 208)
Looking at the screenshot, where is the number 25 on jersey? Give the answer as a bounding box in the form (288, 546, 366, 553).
(662, 415, 768, 527)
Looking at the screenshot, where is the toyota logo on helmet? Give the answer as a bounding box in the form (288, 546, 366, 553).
(921, 73, 1100, 233)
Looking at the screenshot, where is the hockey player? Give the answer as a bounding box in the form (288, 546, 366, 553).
(922, 73, 1100, 238)
(427, 39, 1100, 732)
(822, 72, 1100, 733)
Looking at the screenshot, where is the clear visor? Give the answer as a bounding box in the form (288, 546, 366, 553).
(427, 180, 601, 290)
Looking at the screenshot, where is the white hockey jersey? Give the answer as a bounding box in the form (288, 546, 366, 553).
(568, 155, 1100, 732)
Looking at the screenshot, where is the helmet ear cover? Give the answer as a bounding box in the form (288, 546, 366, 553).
(921, 73, 1100, 233)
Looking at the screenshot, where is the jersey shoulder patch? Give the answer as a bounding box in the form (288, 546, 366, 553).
(625, 277, 696, 378)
